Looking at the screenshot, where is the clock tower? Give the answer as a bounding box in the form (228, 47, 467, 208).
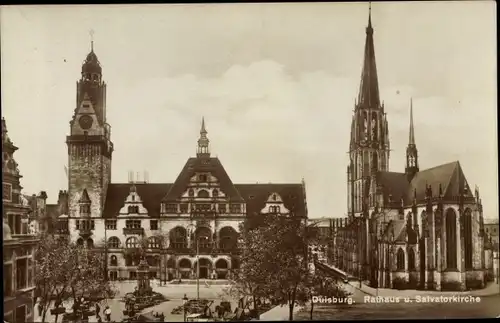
(66, 39, 113, 220)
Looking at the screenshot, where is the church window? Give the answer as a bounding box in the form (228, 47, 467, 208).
(396, 248, 405, 270)
(107, 237, 120, 248)
(188, 189, 194, 197)
(445, 208, 457, 270)
(197, 190, 209, 198)
(408, 248, 416, 270)
(212, 189, 219, 197)
(105, 220, 117, 230)
(464, 208, 473, 270)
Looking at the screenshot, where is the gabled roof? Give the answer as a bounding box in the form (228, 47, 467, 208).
(235, 183, 306, 218)
(103, 183, 171, 218)
(406, 161, 473, 203)
(377, 161, 473, 205)
(162, 157, 244, 202)
(79, 189, 91, 203)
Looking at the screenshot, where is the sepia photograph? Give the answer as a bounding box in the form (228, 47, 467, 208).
(1, 1, 498, 322)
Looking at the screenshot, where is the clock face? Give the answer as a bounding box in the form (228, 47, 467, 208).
(79, 115, 93, 130)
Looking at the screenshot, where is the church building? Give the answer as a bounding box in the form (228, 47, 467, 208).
(54, 40, 308, 282)
(332, 7, 492, 291)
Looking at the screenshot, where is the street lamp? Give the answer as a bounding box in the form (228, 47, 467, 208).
(183, 294, 189, 322)
(186, 224, 209, 300)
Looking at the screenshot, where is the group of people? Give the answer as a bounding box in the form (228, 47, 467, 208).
(70, 297, 112, 322)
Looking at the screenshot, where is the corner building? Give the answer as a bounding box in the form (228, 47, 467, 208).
(332, 9, 492, 291)
(56, 43, 308, 282)
(3, 118, 39, 323)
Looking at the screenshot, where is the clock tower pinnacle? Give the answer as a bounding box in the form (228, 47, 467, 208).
(66, 38, 113, 224)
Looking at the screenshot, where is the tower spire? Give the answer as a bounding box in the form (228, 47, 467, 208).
(357, 1, 379, 109)
(409, 98, 415, 145)
(405, 98, 419, 180)
(90, 29, 95, 52)
(197, 117, 210, 158)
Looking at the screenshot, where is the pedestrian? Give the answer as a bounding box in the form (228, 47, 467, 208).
(95, 301, 101, 320)
(104, 305, 111, 322)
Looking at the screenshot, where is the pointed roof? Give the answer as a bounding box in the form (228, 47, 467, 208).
(376, 161, 474, 205)
(79, 189, 91, 203)
(2, 117, 16, 150)
(162, 157, 244, 202)
(357, 4, 380, 109)
(409, 98, 415, 146)
(200, 117, 207, 135)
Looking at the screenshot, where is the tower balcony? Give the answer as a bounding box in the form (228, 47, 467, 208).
(123, 227, 144, 236)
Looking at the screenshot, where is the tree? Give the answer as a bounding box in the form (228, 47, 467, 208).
(35, 234, 117, 323)
(236, 215, 350, 321)
(223, 221, 274, 313)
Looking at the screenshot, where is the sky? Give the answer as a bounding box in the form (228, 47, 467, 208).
(1, 2, 497, 219)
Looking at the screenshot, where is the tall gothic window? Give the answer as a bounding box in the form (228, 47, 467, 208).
(408, 248, 416, 270)
(464, 208, 473, 269)
(445, 208, 457, 270)
(396, 248, 405, 270)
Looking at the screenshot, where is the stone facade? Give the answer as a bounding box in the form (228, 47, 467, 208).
(332, 9, 492, 292)
(2, 118, 39, 323)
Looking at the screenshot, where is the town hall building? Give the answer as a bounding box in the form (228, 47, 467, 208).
(53, 41, 308, 282)
(332, 8, 492, 291)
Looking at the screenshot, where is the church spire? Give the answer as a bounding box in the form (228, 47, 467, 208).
(405, 98, 419, 180)
(197, 117, 210, 158)
(409, 98, 415, 145)
(357, 2, 380, 109)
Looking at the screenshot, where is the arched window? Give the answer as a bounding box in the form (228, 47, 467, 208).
(170, 227, 187, 249)
(110, 255, 118, 266)
(108, 237, 120, 248)
(219, 226, 238, 251)
(408, 248, 415, 270)
(77, 238, 84, 246)
(126, 237, 139, 249)
(179, 259, 191, 269)
(195, 227, 212, 250)
(372, 151, 378, 171)
(464, 208, 473, 270)
(212, 189, 219, 197)
(445, 208, 457, 269)
(396, 248, 405, 270)
(148, 236, 160, 249)
(198, 190, 209, 198)
(86, 238, 94, 249)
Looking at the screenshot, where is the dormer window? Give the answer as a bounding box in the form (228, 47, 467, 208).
(128, 205, 139, 214)
(212, 189, 219, 197)
(272, 194, 277, 201)
(188, 189, 194, 197)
